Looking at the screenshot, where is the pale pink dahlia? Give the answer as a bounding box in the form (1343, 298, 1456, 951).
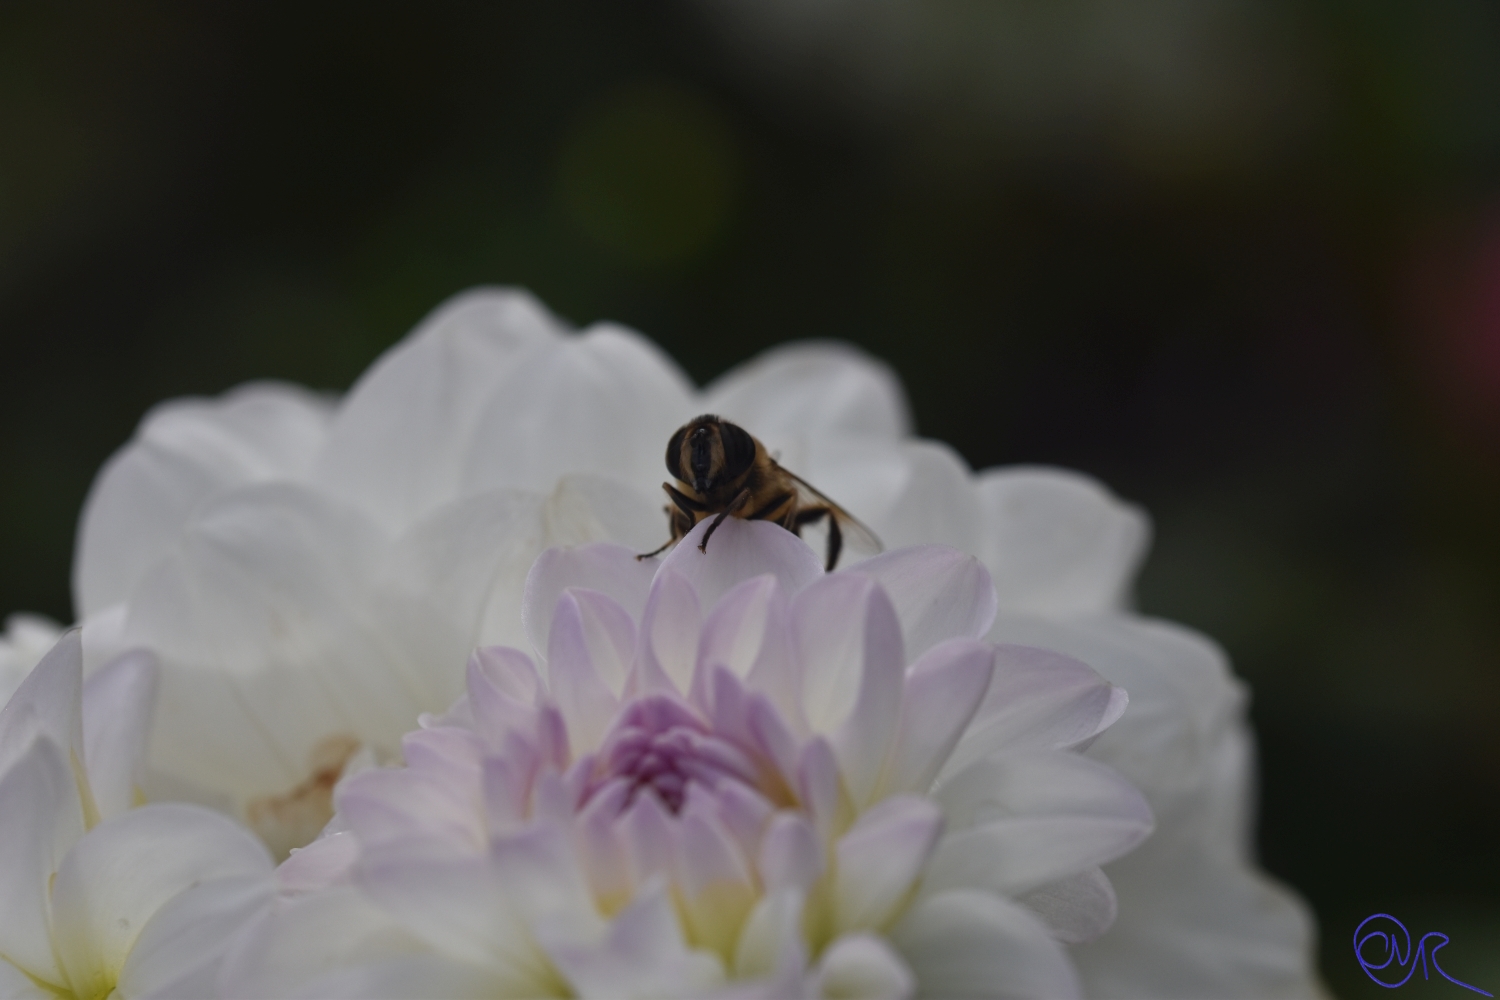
(232, 518, 1152, 998)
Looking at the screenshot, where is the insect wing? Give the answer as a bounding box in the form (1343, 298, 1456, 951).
(783, 467, 884, 557)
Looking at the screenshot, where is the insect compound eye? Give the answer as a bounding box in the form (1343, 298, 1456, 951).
(664, 425, 689, 481)
(717, 421, 756, 480)
(689, 425, 717, 484)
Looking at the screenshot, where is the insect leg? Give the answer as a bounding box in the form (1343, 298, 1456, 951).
(638, 498, 695, 561)
(663, 482, 708, 515)
(699, 488, 752, 553)
(794, 505, 842, 571)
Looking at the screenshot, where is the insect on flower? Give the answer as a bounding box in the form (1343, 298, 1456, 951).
(639, 413, 882, 571)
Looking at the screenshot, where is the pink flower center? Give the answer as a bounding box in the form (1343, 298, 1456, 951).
(593, 696, 759, 814)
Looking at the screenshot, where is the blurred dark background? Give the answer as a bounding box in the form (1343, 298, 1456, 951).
(1, 2, 1496, 993)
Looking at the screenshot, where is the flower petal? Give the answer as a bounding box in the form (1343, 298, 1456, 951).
(215, 884, 441, 1000)
(49, 803, 271, 1000)
(926, 752, 1153, 897)
(814, 933, 915, 1000)
(832, 796, 942, 932)
(975, 467, 1149, 617)
(662, 518, 825, 615)
(539, 881, 726, 1000)
(81, 649, 158, 821)
(75, 381, 332, 616)
(0, 629, 84, 790)
(940, 643, 1128, 783)
(547, 591, 626, 752)
(0, 735, 82, 987)
(698, 576, 802, 729)
(866, 441, 981, 554)
(115, 874, 273, 999)
(524, 543, 658, 665)
(841, 546, 996, 659)
(890, 889, 1081, 1000)
(314, 288, 562, 531)
(705, 341, 910, 444)
(637, 569, 703, 696)
(880, 639, 994, 797)
(460, 323, 696, 496)
(119, 483, 430, 804)
(792, 575, 904, 807)
(1015, 867, 1117, 945)
(378, 488, 546, 657)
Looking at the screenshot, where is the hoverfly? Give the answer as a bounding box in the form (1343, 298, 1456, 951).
(638, 414, 882, 572)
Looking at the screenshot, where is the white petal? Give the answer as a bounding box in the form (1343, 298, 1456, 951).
(758, 811, 823, 894)
(661, 518, 824, 613)
(982, 613, 1242, 800)
(49, 803, 271, 1000)
(941, 643, 1127, 783)
(890, 890, 1081, 999)
(792, 575, 904, 807)
(81, 649, 158, 821)
(705, 341, 909, 445)
(832, 796, 942, 932)
(119, 484, 430, 804)
(115, 874, 273, 999)
(313, 287, 563, 531)
(336, 764, 484, 860)
(75, 382, 332, 616)
(460, 323, 696, 496)
(524, 544, 658, 664)
(378, 488, 546, 657)
(814, 933, 914, 1000)
(542, 881, 725, 1000)
(731, 889, 808, 986)
(277, 831, 360, 894)
(975, 467, 1149, 617)
(215, 884, 440, 1000)
(0, 958, 51, 999)
(0, 736, 81, 987)
(841, 546, 996, 659)
(546, 592, 625, 752)
(880, 639, 994, 796)
(0, 629, 84, 792)
(865, 441, 981, 554)
(926, 752, 1152, 897)
(1071, 726, 1320, 999)
(356, 856, 535, 973)
(1015, 867, 1117, 945)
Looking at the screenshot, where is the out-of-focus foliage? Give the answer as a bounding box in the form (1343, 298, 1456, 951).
(0, 2, 1496, 993)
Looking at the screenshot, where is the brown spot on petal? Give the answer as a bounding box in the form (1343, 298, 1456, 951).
(247, 734, 361, 861)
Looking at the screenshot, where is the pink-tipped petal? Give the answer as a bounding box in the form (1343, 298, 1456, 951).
(546, 592, 625, 753)
(758, 812, 823, 893)
(927, 752, 1154, 897)
(833, 796, 943, 932)
(523, 543, 657, 664)
(660, 518, 823, 612)
(882, 640, 994, 797)
(638, 570, 702, 696)
(941, 644, 1128, 782)
(842, 545, 997, 659)
(794, 575, 905, 807)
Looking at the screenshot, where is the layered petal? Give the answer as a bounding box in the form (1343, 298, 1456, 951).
(313, 287, 563, 531)
(81, 649, 158, 820)
(75, 382, 333, 616)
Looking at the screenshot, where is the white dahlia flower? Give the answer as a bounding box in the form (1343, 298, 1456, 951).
(0, 632, 274, 999)
(72, 287, 1320, 995)
(225, 523, 1149, 998)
